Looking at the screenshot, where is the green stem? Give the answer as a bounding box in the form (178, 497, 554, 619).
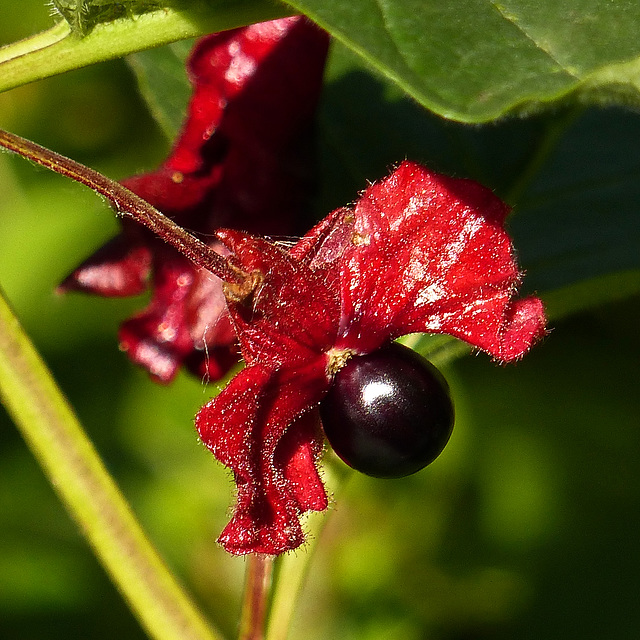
(0, 1, 292, 94)
(503, 106, 583, 207)
(0, 21, 70, 64)
(265, 459, 352, 640)
(264, 515, 324, 640)
(0, 287, 225, 640)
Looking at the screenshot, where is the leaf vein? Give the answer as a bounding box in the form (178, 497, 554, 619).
(488, 1, 579, 79)
(373, 0, 453, 105)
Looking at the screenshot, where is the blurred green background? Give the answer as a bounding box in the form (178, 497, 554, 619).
(1, 3, 639, 639)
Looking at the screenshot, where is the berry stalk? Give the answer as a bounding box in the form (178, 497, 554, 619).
(0, 128, 245, 284)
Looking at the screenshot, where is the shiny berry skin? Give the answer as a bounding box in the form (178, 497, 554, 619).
(319, 343, 454, 478)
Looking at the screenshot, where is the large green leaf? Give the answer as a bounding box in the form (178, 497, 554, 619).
(284, 0, 640, 122)
(316, 43, 640, 328)
(510, 107, 640, 295)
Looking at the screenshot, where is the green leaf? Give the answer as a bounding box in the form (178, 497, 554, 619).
(285, 0, 640, 122)
(127, 39, 193, 139)
(511, 107, 640, 295)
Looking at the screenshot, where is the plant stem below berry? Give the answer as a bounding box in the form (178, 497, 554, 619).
(264, 458, 353, 640)
(239, 555, 274, 640)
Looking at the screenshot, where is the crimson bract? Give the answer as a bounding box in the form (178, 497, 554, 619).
(195, 161, 547, 555)
(59, 17, 329, 382)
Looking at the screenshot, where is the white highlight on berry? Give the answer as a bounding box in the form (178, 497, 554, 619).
(362, 380, 394, 406)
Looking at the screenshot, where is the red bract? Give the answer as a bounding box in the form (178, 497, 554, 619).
(59, 17, 330, 382)
(195, 161, 547, 555)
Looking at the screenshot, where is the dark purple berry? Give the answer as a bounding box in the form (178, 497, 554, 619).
(319, 342, 454, 478)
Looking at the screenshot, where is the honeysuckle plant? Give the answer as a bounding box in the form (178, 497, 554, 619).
(1, 2, 640, 640)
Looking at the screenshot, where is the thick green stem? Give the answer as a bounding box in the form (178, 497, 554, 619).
(0, 21, 71, 64)
(0, 1, 292, 94)
(0, 287, 225, 640)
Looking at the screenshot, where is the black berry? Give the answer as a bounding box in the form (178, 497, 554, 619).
(320, 342, 454, 478)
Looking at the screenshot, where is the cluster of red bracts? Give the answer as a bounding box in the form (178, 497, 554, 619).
(60, 18, 546, 555)
(60, 17, 329, 382)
